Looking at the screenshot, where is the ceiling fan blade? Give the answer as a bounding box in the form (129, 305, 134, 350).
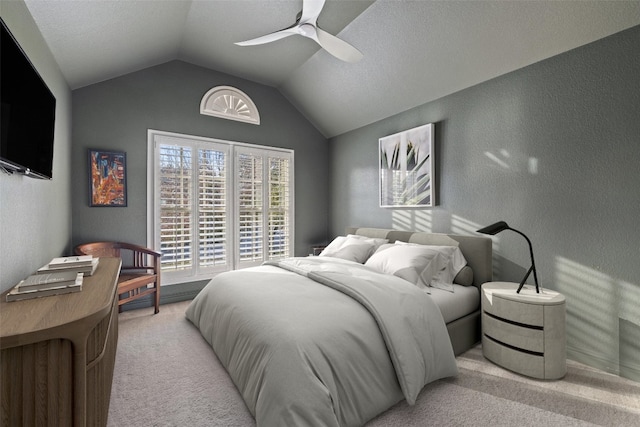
(235, 27, 299, 46)
(315, 27, 363, 63)
(300, 0, 325, 24)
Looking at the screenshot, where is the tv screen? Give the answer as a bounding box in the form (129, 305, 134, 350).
(1, 19, 56, 179)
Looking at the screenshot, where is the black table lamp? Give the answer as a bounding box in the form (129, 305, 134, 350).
(477, 221, 540, 293)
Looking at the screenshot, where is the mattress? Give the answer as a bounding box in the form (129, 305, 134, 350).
(428, 284, 480, 324)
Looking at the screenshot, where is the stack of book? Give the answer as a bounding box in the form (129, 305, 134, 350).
(37, 255, 99, 276)
(6, 270, 83, 302)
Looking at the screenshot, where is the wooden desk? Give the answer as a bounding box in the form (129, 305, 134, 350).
(1, 257, 121, 426)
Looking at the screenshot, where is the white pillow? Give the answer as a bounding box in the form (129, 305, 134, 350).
(319, 235, 380, 263)
(432, 246, 467, 292)
(365, 243, 444, 291)
(392, 241, 468, 292)
(319, 235, 347, 254)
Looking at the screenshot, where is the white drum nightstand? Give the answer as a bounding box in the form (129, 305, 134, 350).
(481, 281, 566, 379)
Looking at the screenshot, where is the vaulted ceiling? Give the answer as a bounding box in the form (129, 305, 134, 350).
(24, 0, 640, 138)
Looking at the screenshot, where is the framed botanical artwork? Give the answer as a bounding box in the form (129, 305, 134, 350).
(88, 149, 127, 207)
(379, 123, 435, 208)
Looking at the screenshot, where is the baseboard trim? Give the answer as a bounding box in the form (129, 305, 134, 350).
(568, 345, 640, 382)
(119, 280, 209, 312)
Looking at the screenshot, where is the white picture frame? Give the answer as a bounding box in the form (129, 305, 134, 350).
(379, 123, 435, 208)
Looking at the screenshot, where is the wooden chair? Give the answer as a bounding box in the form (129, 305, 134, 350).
(75, 242, 161, 314)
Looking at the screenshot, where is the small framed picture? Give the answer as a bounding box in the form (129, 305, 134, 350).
(88, 149, 127, 207)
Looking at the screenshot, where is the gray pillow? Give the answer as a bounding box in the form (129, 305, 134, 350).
(453, 265, 473, 286)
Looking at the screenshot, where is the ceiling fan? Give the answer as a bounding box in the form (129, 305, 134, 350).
(235, 0, 363, 63)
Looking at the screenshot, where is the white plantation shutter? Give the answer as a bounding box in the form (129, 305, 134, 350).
(198, 149, 228, 268)
(237, 152, 264, 263)
(158, 144, 194, 272)
(235, 148, 293, 268)
(268, 156, 291, 259)
(149, 130, 293, 284)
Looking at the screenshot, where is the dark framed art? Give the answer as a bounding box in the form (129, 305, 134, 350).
(88, 149, 127, 207)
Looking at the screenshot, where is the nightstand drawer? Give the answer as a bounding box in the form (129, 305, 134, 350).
(482, 291, 543, 327)
(482, 312, 544, 353)
(483, 334, 545, 378)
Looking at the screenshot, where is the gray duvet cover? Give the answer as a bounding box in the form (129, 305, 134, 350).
(186, 257, 458, 427)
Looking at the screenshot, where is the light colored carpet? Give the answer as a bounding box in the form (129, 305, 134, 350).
(108, 301, 640, 426)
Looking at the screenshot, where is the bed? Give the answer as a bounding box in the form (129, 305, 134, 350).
(345, 227, 493, 356)
(186, 227, 492, 426)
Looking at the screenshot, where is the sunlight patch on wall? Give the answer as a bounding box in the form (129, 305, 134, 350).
(484, 149, 539, 175)
(556, 256, 617, 367)
(451, 214, 483, 236)
(618, 280, 640, 325)
(555, 256, 640, 377)
(484, 150, 511, 169)
(618, 281, 640, 381)
(391, 210, 432, 232)
(620, 319, 640, 381)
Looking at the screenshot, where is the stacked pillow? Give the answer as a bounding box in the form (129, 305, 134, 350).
(318, 234, 388, 263)
(397, 241, 469, 290)
(319, 235, 472, 293)
(364, 241, 471, 293)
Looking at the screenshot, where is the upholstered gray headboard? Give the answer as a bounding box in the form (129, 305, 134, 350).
(345, 227, 493, 289)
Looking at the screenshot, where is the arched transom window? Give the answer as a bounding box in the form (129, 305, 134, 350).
(200, 86, 260, 125)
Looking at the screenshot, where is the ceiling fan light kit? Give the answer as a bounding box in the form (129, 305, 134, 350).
(235, 0, 363, 63)
(298, 23, 317, 38)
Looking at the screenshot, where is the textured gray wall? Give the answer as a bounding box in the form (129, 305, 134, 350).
(329, 26, 640, 380)
(0, 2, 73, 293)
(72, 60, 329, 257)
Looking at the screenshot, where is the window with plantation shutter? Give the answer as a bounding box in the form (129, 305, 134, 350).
(148, 130, 294, 285)
(153, 135, 230, 281)
(235, 147, 293, 269)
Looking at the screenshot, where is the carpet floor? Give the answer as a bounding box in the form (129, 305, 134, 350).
(108, 301, 640, 426)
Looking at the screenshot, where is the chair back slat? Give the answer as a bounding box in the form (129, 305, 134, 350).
(133, 251, 145, 269)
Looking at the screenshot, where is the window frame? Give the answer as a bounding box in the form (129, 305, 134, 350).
(147, 129, 294, 285)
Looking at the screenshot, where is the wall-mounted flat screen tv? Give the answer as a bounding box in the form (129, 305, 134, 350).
(1, 18, 56, 179)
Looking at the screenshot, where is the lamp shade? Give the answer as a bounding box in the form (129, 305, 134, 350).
(477, 221, 509, 235)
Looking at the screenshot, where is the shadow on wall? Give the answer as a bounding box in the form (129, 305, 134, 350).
(556, 256, 640, 382)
